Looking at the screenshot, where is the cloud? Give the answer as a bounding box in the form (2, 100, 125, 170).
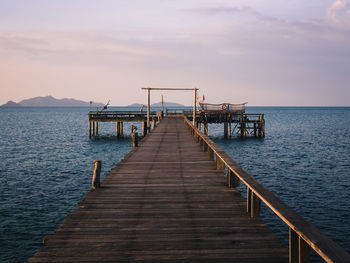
(327, 0, 350, 27)
(185, 6, 283, 24)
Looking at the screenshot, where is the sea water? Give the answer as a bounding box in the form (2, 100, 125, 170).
(0, 107, 349, 262)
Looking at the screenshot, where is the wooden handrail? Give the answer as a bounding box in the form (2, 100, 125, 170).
(183, 116, 350, 263)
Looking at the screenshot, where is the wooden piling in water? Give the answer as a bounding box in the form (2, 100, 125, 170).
(120, 122, 123, 136)
(95, 122, 98, 135)
(224, 122, 228, 139)
(91, 160, 101, 189)
(131, 125, 138, 148)
(116, 122, 120, 137)
(142, 121, 147, 137)
(241, 113, 246, 138)
(88, 121, 92, 137)
(229, 122, 231, 137)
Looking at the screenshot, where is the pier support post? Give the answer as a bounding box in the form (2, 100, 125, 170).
(92, 121, 95, 136)
(228, 122, 231, 138)
(153, 119, 156, 129)
(254, 122, 257, 137)
(224, 122, 228, 139)
(142, 121, 147, 137)
(91, 160, 101, 189)
(241, 113, 246, 138)
(95, 122, 98, 135)
(259, 114, 265, 137)
(120, 122, 123, 136)
(131, 126, 138, 148)
(89, 121, 92, 137)
(116, 122, 120, 137)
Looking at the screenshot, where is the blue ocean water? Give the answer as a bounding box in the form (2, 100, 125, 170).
(0, 106, 349, 262)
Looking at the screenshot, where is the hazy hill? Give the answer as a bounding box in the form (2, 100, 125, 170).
(1, 96, 104, 107)
(1, 101, 22, 107)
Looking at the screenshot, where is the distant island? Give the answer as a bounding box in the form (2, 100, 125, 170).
(128, 101, 185, 107)
(1, 96, 104, 107)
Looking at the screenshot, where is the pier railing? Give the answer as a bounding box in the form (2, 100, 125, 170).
(88, 111, 159, 120)
(183, 116, 350, 263)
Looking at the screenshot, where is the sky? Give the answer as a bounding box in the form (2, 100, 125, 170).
(0, 0, 349, 106)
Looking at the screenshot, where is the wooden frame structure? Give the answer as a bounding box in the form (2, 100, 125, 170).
(141, 87, 198, 130)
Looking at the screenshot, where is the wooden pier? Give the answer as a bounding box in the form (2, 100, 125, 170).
(88, 111, 162, 137)
(29, 116, 350, 263)
(88, 105, 265, 139)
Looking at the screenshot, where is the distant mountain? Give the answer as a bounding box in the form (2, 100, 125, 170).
(152, 101, 184, 107)
(1, 101, 22, 107)
(1, 96, 104, 107)
(128, 102, 185, 107)
(128, 103, 145, 107)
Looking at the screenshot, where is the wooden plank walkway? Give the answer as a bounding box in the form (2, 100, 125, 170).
(29, 116, 288, 263)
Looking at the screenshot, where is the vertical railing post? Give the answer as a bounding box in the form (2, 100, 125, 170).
(227, 168, 240, 188)
(92, 160, 101, 189)
(247, 187, 252, 214)
(251, 192, 261, 218)
(299, 236, 310, 263)
(289, 228, 298, 263)
(208, 148, 214, 160)
(289, 228, 310, 263)
(216, 156, 224, 170)
(247, 188, 261, 218)
(202, 141, 208, 152)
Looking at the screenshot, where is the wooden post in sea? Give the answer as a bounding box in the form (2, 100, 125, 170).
(254, 121, 257, 137)
(142, 121, 147, 137)
(228, 122, 231, 138)
(116, 122, 120, 137)
(241, 113, 246, 138)
(89, 121, 92, 137)
(92, 121, 95, 136)
(131, 125, 138, 148)
(224, 122, 228, 139)
(259, 114, 265, 138)
(95, 122, 98, 135)
(91, 160, 101, 189)
(120, 122, 123, 136)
